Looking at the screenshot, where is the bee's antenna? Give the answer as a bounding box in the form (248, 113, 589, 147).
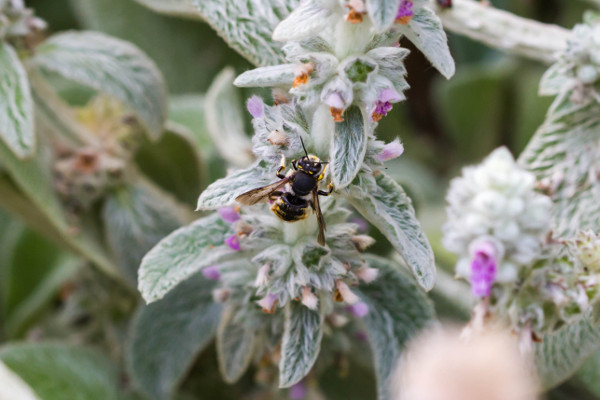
(300, 137, 309, 157)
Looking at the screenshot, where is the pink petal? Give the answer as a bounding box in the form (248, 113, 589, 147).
(247, 95, 264, 118)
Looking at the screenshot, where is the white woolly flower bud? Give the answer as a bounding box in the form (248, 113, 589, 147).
(335, 280, 359, 304)
(301, 286, 319, 310)
(443, 147, 552, 292)
(569, 230, 600, 270)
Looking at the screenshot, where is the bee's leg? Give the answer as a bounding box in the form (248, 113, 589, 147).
(276, 155, 287, 179)
(318, 183, 334, 196)
(269, 191, 284, 202)
(291, 159, 298, 171)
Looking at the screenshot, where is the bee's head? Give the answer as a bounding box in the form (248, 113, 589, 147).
(298, 155, 326, 177)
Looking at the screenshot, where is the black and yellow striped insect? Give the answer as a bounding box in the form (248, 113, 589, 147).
(236, 140, 333, 245)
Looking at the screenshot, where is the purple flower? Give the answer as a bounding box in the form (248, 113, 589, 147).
(289, 380, 308, 400)
(348, 301, 369, 318)
(378, 139, 404, 162)
(349, 216, 369, 233)
(225, 235, 241, 251)
(324, 92, 345, 110)
(396, 0, 414, 21)
(202, 265, 221, 280)
(470, 241, 498, 297)
(355, 330, 369, 342)
(372, 88, 403, 121)
(257, 293, 278, 314)
(247, 95, 264, 118)
(218, 206, 240, 223)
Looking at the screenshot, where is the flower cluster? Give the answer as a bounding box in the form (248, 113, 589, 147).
(443, 147, 553, 297)
(444, 148, 600, 338)
(207, 201, 377, 314)
(0, 0, 45, 40)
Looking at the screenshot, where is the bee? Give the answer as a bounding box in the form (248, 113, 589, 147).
(236, 140, 333, 245)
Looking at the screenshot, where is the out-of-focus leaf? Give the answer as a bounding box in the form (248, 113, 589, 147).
(0, 214, 80, 338)
(357, 255, 435, 400)
(436, 61, 513, 162)
(128, 275, 222, 400)
(135, 123, 205, 206)
(0, 343, 121, 400)
(0, 43, 34, 158)
(0, 120, 120, 281)
(135, 0, 299, 67)
(217, 304, 259, 383)
(30, 31, 167, 140)
(205, 68, 253, 168)
(279, 299, 324, 388)
(397, 7, 455, 79)
(345, 172, 436, 291)
(331, 106, 367, 189)
(0, 361, 39, 400)
(535, 315, 600, 390)
(102, 179, 187, 285)
(577, 347, 600, 397)
(138, 214, 233, 303)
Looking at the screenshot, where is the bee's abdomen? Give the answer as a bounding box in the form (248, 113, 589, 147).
(271, 194, 308, 222)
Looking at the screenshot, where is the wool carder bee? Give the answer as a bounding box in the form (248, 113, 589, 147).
(235, 140, 333, 245)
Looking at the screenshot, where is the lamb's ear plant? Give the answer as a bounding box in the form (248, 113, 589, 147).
(5, 0, 600, 399)
(134, 0, 451, 398)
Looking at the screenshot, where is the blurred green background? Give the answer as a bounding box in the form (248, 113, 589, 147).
(1, 0, 598, 398)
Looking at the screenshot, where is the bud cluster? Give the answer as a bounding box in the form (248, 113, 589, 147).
(0, 0, 45, 41)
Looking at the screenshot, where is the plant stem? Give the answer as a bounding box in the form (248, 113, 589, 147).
(438, 0, 571, 64)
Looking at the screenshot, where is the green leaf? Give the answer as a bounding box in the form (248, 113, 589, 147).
(128, 275, 223, 400)
(135, 123, 205, 206)
(136, 0, 299, 67)
(331, 106, 368, 189)
(357, 255, 435, 400)
(0, 43, 34, 158)
(138, 213, 232, 303)
(366, 0, 401, 33)
(0, 343, 121, 400)
(233, 64, 296, 88)
(279, 299, 324, 388)
(196, 161, 274, 210)
(30, 31, 167, 140)
(272, 0, 332, 42)
(535, 315, 600, 390)
(205, 68, 253, 168)
(577, 347, 600, 397)
(539, 63, 573, 96)
(397, 7, 455, 79)
(0, 361, 39, 400)
(345, 172, 435, 291)
(217, 304, 259, 383)
(102, 180, 187, 285)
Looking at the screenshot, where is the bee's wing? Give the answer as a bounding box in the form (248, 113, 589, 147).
(235, 177, 290, 205)
(312, 189, 327, 246)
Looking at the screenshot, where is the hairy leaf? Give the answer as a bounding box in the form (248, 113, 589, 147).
(138, 213, 233, 303)
(535, 315, 600, 389)
(577, 347, 600, 396)
(539, 63, 573, 96)
(279, 299, 324, 388)
(217, 304, 259, 383)
(102, 180, 186, 285)
(128, 275, 222, 400)
(366, 0, 401, 33)
(196, 161, 274, 210)
(0, 343, 121, 400)
(331, 106, 368, 189)
(233, 64, 296, 88)
(357, 256, 435, 400)
(30, 31, 167, 140)
(519, 93, 600, 236)
(0, 43, 34, 158)
(345, 172, 435, 290)
(131, 0, 199, 18)
(205, 68, 254, 168)
(272, 0, 332, 42)
(397, 7, 455, 79)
